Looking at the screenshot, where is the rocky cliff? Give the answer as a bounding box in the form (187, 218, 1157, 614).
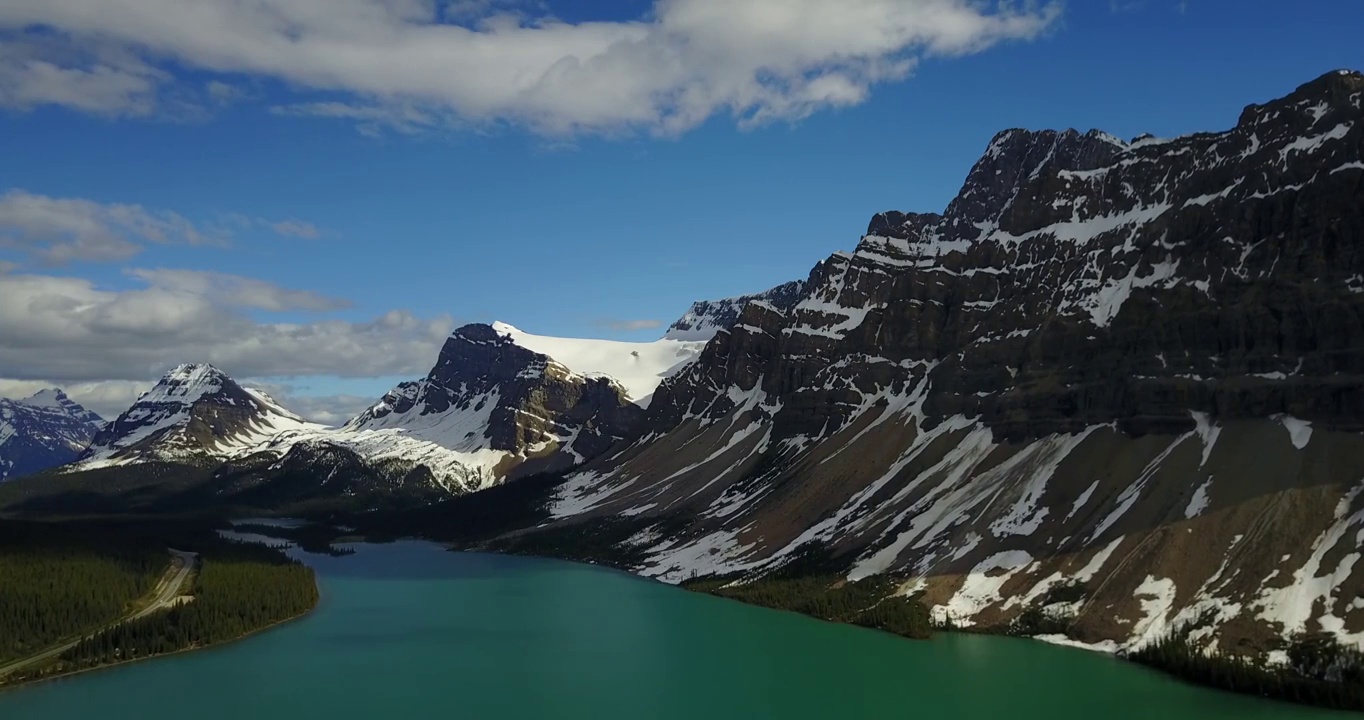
(665, 281, 807, 341)
(544, 70, 1364, 657)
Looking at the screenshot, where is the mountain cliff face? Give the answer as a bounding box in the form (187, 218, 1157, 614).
(665, 281, 807, 341)
(0, 390, 103, 482)
(76, 364, 320, 469)
(544, 70, 1364, 657)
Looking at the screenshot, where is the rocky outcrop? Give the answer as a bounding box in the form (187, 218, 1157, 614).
(0, 390, 103, 482)
(544, 70, 1364, 657)
(665, 281, 807, 341)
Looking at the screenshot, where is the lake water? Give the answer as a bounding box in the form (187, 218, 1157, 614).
(0, 541, 1346, 719)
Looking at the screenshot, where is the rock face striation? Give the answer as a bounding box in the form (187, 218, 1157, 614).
(546, 70, 1364, 655)
(0, 390, 103, 482)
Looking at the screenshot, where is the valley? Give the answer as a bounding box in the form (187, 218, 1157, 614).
(0, 68, 1362, 712)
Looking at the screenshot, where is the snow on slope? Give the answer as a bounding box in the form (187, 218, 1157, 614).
(491, 321, 705, 407)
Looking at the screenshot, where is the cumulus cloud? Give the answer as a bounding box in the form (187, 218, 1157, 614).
(0, 0, 1061, 136)
(125, 268, 350, 312)
(0, 190, 325, 263)
(0, 189, 224, 264)
(599, 318, 663, 332)
(0, 270, 454, 384)
(0, 37, 164, 117)
(205, 79, 248, 105)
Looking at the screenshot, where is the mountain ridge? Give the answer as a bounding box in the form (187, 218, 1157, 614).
(532, 68, 1364, 658)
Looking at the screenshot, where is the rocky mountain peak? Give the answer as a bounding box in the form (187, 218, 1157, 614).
(76, 364, 314, 469)
(21, 388, 103, 426)
(942, 126, 1129, 234)
(0, 390, 105, 482)
(665, 281, 808, 342)
(1238, 68, 1363, 128)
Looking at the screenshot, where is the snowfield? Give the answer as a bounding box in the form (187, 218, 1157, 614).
(491, 321, 707, 407)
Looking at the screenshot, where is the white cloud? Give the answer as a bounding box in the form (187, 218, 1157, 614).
(0, 38, 163, 117)
(0, 270, 454, 384)
(0, 0, 1061, 136)
(205, 79, 248, 105)
(125, 268, 350, 312)
(0, 189, 223, 264)
(0, 190, 325, 263)
(269, 219, 322, 239)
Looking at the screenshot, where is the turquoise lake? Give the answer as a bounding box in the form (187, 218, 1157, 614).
(0, 541, 1348, 719)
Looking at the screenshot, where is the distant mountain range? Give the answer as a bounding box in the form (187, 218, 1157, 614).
(3, 69, 1363, 663)
(0, 390, 103, 482)
(11, 285, 785, 496)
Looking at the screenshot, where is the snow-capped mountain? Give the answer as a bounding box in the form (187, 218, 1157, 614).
(75, 363, 322, 469)
(0, 390, 103, 482)
(240, 321, 711, 493)
(540, 70, 1364, 656)
(29, 297, 765, 502)
(18, 67, 1364, 668)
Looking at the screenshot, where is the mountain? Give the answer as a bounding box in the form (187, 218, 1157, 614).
(665, 281, 807, 341)
(536, 70, 1364, 656)
(74, 363, 321, 470)
(11, 318, 725, 509)
(235, 321, 712, 494)
(0, 390, 103, 482)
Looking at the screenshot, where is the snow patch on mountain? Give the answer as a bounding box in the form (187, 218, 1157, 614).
(491, 321, 705, 407)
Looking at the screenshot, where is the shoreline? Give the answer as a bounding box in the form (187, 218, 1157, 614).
(157, 529, 1360, 713)
(0, 596, 320, 694)
(456, 546, 1360, 714)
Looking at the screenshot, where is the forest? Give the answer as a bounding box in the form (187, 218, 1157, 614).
(0, 521, 166, 664)
(682, 544, 932, 641)
(53, 541, 317, 673)
(0, 520, 318, 687)
(1126, 627, 1364, 712)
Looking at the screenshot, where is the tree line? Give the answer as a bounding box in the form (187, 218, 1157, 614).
(1126, 628, 1364, 711)
(0, 521, 165, 663)
(54, 540, 318, 673)
(0, 519, 319, 686)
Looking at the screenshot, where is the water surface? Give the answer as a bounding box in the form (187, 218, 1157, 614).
(0, 541, 1345, 719)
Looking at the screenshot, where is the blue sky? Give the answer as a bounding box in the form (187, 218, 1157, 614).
(0, 0, 1359, 420)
